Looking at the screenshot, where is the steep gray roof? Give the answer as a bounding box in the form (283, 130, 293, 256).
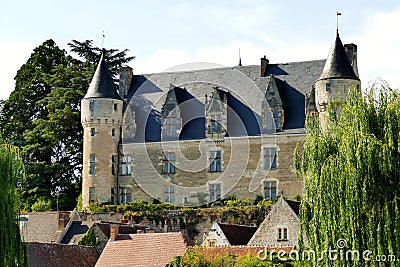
(84, 52, 122, 99)
(318, 31, 359, 81)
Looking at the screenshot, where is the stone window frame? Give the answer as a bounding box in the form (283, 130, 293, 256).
(164, 185, 175, 204)
(119, 186, 131, 204)
(120, 155, 132, 176)
(90, 128, 96, 137)
(89, 154, 96, 175)
(162, 152, 176, 174)
(162, 116, 180, 138)
(277, 226, 289, 241)
(261, 144, 279, 170)
(208, 181, 222, 202)
(208, 147, 223, 172)
(113, 102, 118, 111)
(111, 128, 116, 137)
(262, 178, 278, 201)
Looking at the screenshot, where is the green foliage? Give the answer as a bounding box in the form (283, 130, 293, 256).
(77, 227, 97, 247)
(167, 248, 298, 266)
(295, 84, 400, 266)
(0, 145, 27, 266)
(0, 39, 133, 211)
(31, 198, 52, 212)
(76, 193, 83, 211)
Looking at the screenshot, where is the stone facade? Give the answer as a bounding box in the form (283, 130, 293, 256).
(81, 30, 361, 208)
(248, 197, 300, 247)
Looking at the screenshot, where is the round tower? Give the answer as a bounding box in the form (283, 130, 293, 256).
(81, 53, 123, 208)
(315, 30, 360, 126)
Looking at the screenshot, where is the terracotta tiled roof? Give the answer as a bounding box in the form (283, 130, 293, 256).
(20, 212, 65, 243)
(217, 223, 258, 245)
(26, 242, 98, 267)
(95, 232, 194, 267)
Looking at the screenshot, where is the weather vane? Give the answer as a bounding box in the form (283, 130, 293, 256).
(336, 11, 342, 31)
(102, 30, 105, 49)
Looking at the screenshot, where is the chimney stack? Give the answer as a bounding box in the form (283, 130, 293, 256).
(261, 56, 269, 77)
(344, 44, 359, 78)
(110, 225, 119, 242)
(119, 66, 133, 98)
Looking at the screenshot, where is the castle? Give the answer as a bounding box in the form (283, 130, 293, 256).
(81, 30, 360, 208)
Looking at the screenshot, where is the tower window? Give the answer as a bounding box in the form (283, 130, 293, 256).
(89, 187, 95, 202)
(164, 186, 175, 203)
(89, 154, 96, 175)
(91, 128, 96, 137)
(163, 117, 179, 137)
(121, 155, 132, 175)
(326, 82, 331, 91)
(112, 128, 116, 137)
(209, 150, 222, 172)
(89, 100, 94, 110)
(111, 155, 117, 175)
(114, 103, 118, 110)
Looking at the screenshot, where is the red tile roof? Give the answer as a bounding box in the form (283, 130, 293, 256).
(26, 242, 98, 267)
(96, 232, 194, 267)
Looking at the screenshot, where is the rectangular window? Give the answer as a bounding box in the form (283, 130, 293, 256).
(210, 114, 222, 133)
(163, 152, 176, 174)
(112, 128, 116, 137)
(209, 183, 221, 202)
(91, 128, 96, 137)
(89, 100, 94, 110)
(164, 186, 175, 203)
(89, 154, 96, 175)
(111, 155, 117, 175)
(263, 147, 277, 169)
(111, 188, 116, 204)
(209, 151, 222, 172)
(326, 82, 331, 91)
(163, 117, 179, 137)
(264, 181, 277, 201)
(278, 228, 288, 241)
(121, 155, 132, 175)
(89, 187, 95, 202)
(114, 103, 118, 110)
(119, 187, 131, 204)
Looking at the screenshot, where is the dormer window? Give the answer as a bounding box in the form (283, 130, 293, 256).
(210, 114, 222, 133)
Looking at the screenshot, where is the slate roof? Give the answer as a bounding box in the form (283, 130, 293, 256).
(95, 232, 194, 267)
(286, 199, 301, 216)
(60, 221, 91, 244)
(217, 223, 258, 245)
(95, 222, 143, 237)
(124, 59, 325, 141)
(84, 52, 122, 100)
(20, 212, 64, 243)
(27, 242, 98, 267)
(318, 31, 359, 81)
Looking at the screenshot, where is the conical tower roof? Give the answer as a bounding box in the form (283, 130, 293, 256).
(84, 52, 122, 99)
(317, 31, 359, 81)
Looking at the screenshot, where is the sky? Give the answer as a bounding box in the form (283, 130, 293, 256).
(1, 0, 400, 100)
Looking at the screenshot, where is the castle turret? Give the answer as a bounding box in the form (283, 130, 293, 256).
(315, 30, 360, 125)
(81, 52, 123, 208)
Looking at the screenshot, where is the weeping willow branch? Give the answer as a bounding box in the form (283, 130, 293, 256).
(0, 144, 27, 267)
(295, 86, 400, 267)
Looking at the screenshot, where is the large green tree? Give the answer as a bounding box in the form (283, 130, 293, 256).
(295, 83, 400, 266)
(0, 145, 27, 267)
(0, 40, 133, 210)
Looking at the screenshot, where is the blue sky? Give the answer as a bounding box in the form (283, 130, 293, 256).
(1, 0, 400, 100)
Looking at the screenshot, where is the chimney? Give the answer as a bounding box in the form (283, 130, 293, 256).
(110, 225, 119, 242)
(58, 212, 69, 231)
(260, 56, 269, 77)
(119, 66, 133, 98)
(344, 44, 359, 77)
